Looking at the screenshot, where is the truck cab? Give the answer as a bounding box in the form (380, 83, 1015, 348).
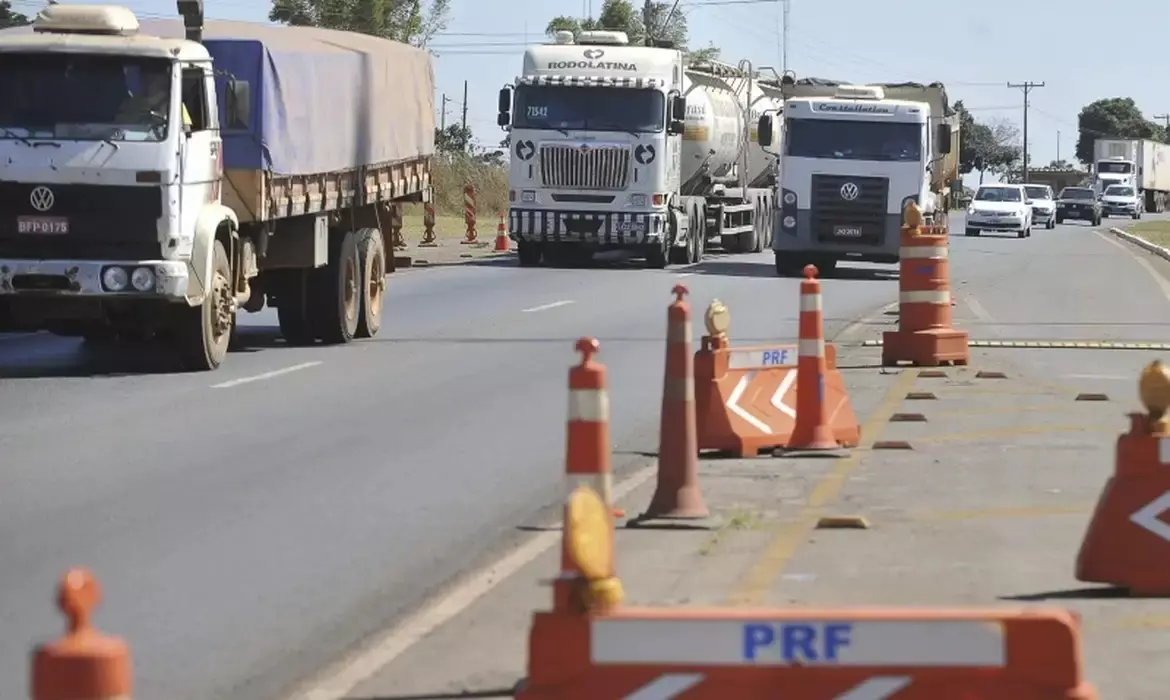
(758, 83, 955, 276)
(1094, 157, 1137, 195)
(498, 30, 686, 268)
(0, 2, 237, 366)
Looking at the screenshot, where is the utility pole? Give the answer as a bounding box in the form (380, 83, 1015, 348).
(782, 0, 790, 73)
(1007, 81, 1044, 183)
(440, 94, 450, 130)
(1056, 130, 1060, 164)
(1155, 114, 1170, 131)
(460, 80, 468, 132)
(643, 0, 652, 45)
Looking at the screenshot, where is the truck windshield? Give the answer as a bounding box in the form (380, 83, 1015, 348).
(785, 119, 922, 161)
(512, 84, 664, 133)
(0, 52, 172, 142)
(1097, 161, 1132, 174)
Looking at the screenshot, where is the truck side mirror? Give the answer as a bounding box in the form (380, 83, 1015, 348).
(671, 95, 686, 119)
(497, 87, 512, 128)
(758, 114, 774, 148)
(936, 123, 953, 154)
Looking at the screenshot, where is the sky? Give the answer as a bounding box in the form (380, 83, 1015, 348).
(15, 0, 1169, 187)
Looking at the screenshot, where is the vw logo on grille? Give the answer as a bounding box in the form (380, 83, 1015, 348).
(29, 186, 55, 212)
(839, 182, 860, 201)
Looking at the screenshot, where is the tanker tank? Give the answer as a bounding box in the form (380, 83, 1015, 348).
(680, 68, 743, 194)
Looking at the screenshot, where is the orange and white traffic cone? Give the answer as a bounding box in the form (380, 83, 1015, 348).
(556, 338, 623, 610)
(494, 212, 510, 252)
(32, 568, 132, 700)
(633, 285, 712, 527)
(780, 265, 843, 455)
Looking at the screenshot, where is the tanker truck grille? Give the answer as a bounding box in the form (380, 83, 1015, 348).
(540, 144, 631, 190)
(810, 174, 890, 246)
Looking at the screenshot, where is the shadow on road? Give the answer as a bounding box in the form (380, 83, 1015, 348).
(999, 586, 1130, 601)
(690, 259, 897, 281)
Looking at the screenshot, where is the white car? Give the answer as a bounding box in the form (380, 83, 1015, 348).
(966, 184, 1033, 238)
(1100, 184, 1143, 219)
(1024, 184, 1056, 229)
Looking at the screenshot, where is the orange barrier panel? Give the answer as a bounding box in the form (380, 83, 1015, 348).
(518, 485, 1098, 700)
(494, 212, 510, 252)
(634, 285, 710, 526)
(694, 301, 858, 458)
(462, 184, 478, 244)
(31, 569, 131, 700)
(1077, 360, 1170, 595)
(882, 202, 969, 368)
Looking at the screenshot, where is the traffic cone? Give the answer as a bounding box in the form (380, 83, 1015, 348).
(780, 264, 844, 456)
(556, 338, 624, 610)
(494, 212, 510, 252)
(31, 568, 131, 700)
(633, 284, 712, 528)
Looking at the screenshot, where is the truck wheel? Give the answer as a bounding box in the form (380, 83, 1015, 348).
(174, 239, 233, 371)
(315, 230, 361, 344)
(517, 242, 541, 267)
(355, 227, 385, 339)
(276, 270, 316, 346)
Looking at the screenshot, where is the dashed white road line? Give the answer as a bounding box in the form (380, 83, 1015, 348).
(285, 462, 658, 700)
(211, 361, 322, 389)
(521, 299, 575, 313)
(963, 294, 998, 335)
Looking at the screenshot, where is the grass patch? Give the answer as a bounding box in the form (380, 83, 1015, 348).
(1120, 219, 1170, 249)
(698, 508, 765, 556)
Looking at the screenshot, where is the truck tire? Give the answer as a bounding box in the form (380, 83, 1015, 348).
(517, 242, 541, 267)
(669, 207, 698, 265)
(276, 270, 316, 346)
(355, 227, 385, 339)
(315, 229, 361, 344)
(174, 239, 233, 371)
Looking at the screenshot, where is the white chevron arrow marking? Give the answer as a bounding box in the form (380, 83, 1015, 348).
(771, 368, 797, 419)
(1130, 490, 1170, 542)
(836, 676, 912, 699)
(727, 370, 772, 433)
(623, 673, 704, 700)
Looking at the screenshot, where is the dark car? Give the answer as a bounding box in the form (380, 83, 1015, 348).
(1055, 187, 1102, 226)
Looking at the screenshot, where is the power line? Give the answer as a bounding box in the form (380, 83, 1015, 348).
(1007, 81, 1044, 183)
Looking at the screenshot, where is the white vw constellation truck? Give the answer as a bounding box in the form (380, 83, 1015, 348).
(497, 30, 781, 268)
(757, 80, 959, 276)
(0, 2, 433, 370)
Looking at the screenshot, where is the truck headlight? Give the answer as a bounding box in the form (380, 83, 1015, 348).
(630, 194, 647, 207)
(101, 266, 129, 292)
(131, 267, 156, 292)
(782, 192, 796, 205)
(782, 215, 796, 229)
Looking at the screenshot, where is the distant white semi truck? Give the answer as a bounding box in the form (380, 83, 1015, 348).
(1092, 138, 1170, 213)
(497, 30, 781, 268)
(757, 79, 959, 276)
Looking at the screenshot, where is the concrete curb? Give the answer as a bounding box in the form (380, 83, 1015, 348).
(1108, 226, 1170, 263)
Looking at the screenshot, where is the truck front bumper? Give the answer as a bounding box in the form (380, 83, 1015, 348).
(509, 208, 669, 247)
(771, 210, 902, 262)
(0, 259, 190, 299)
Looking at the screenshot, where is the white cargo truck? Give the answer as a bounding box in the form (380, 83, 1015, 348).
(757, 79, 959, 276)
(0, 2, 433, 370)
(1092, 138, 1170, 212)
(497, 30, 778, 268)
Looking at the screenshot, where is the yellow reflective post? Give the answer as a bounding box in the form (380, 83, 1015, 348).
(1139, 360, 1170, 435)
(566, 485, 624, 610)
(902, 200, 923, 237)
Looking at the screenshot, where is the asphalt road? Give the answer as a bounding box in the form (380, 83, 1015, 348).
(0, 245, 901, 699)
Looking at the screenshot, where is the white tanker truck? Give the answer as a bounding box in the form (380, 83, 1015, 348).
(497, 30, 781, 268)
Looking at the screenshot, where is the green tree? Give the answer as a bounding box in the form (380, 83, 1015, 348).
(1075, 98, 1160, 165)
(545, 0, 719, 65)
(954, 102, 1019, 182)
(435, 124, 473, 155)
(0, 0, 30, 28)
(269, 0, 450, 46)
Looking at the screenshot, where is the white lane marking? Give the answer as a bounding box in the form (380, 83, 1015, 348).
(624, 673, 705, 700)
(675, 272, 695, 278)
(522, 299, 575, 313)
(286, 462, 658, 700)
(836, 676, 913, 699)
(211, 361, 322, 389)
(1096, 229, 1170, 304)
